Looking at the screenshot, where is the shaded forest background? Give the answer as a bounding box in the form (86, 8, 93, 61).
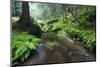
(11, 1, 96, 65)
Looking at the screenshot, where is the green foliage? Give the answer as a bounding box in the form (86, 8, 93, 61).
(67, 29, 96, 50)
(12, 32, 41, 64)
(79, 30, 96, 50)
(37, 15, 96, 50)
(12, 2, 96, 64)
(75, 6, 96, 29)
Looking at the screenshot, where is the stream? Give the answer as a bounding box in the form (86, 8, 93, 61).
(23, 33, 96, 65)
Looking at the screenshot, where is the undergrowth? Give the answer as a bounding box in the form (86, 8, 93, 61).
(12, 32, 41, 64)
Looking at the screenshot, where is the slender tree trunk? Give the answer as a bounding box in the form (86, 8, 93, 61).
(62, 4, 67, 23)
(67, 7, 80, 24)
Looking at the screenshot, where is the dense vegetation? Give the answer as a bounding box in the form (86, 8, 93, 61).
(12, 32, 40, 64)
(11, 1, 96, 64)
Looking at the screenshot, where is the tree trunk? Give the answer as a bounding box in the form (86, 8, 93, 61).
(17, 1, 42, 37)
(18, 1, 31, 31)
(62, 4, 67, 23)
(67, 7, 80, 24)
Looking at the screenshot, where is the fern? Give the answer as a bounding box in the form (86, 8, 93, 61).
(12, 32, 41, 64)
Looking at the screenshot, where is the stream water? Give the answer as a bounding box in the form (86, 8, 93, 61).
(23, 33, 96, 65)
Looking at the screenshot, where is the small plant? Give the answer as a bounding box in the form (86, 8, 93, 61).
(12, 32, 41, 64)
(80, 30, 96, 50)
(66, 29, 96, 50)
